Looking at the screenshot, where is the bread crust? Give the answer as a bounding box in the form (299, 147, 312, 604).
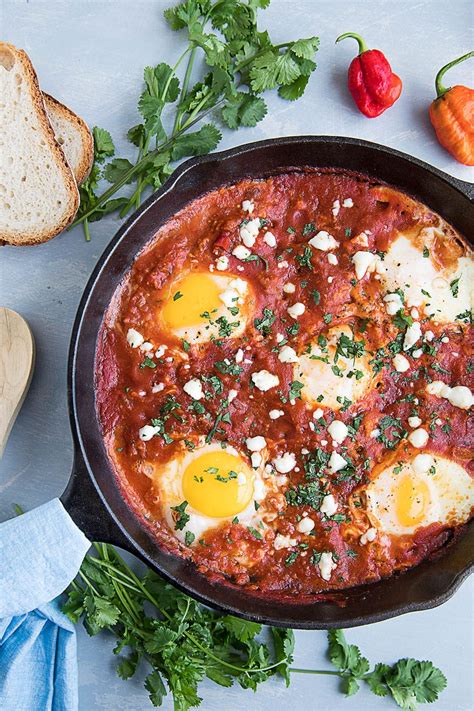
(0, 43, 79, 246)
(43, 92, 94, 186)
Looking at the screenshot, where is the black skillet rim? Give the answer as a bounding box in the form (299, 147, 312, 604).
(63, 135, 474, 629)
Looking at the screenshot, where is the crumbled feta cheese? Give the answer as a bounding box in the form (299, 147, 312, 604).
(232, 245, 251, 260)
(269, 409, 284, 420)
(263, 231, 276, 247)
(246, 436, 267, 452)
(370, 428, 380, 438)
(328, 451, 347, 473)
(127, 328, 144, 348)
(219, 287, 240, 308)
(155, 344, 167, 358)
(297, 517, 315, 533)
(278, 345, 299, 363)
(183, 379, 204, 400)
(273, 452, 296, 473)
(251, 370, 280, 391)
(239, 217, 260, 247)
(447, 385, 473, 410)
(383, 292, 404, 315)
(327, 420, 348, 444)
(215, 255, 229, 271)
(283, 282, 296, 294)
(403, 322, 422, 351)
(332, 199, 340, 217)
(318, 552, 337, 581)
(235, 349, 244, 364)
(425, 330, 435, 341)
(276, 333, 285, 343)
(327, 253, 338, 265)
(320, 494, 338, 516)
(426, 380, 446, 396)
(138, 425, 158, 441)
(313, 408, 324, 420)
(408, 416, 422, 428)
(412, 348, 423, 359)
(277, 260, 289, 269)
(227, 278, 246, 296)
(425, 381, 472, 409)
(309, 230, 339, 251)
(242, 199, 254, 213)
(273, 534, 297, 550)
(249, 452, 261, 470)
(352, 251, 377, 280)
(151, 383, 164, 394)
(360, 527, 377, 545)
(343, 198, 354, 208)
(228, 389, 238, 403)
(287, 302, 305, 319)
(328, 276, 334, 284)
(140, 341, 153, 352)
(410, 308, 419, 319)
(408, 427, 429, 448)
(413, 453, 435, 475)
(441, 336, 449, 343)
(353, 231, 369, 247)
(392, 353, 410, 372)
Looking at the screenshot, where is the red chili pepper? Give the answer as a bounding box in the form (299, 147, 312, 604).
(336, 32, 402, 118)
(212, 230, 233, 253)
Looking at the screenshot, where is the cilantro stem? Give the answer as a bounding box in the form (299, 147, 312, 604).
(83, 218, 91, 242)
(289, 668, 341, 676)
(93, 544, 288, 676)
(70, 102, 216, 229)
(173, 46, 197, 133)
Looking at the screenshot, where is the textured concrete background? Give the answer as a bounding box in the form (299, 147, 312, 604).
(1, 0, 473, 709)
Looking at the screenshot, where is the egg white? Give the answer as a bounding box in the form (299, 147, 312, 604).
(365, 454, 474, 536)
(151, 442, 271, 544)
(381, 232, 473, 322)
(295, 325, 374, 410)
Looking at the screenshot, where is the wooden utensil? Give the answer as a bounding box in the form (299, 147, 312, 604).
(0, 308, 35, 458)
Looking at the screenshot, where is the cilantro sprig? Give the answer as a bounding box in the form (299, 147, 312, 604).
(64, 549, 447, 710)
(292, 629, 447, 710)
(73, 0, 319, 239)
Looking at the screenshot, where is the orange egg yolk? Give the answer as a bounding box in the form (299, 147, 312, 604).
(182, 450, 254, 518)
(395, 475, 431, 528)
(160, 273, 222, 330)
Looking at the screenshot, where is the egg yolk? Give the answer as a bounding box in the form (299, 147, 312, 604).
(182, 450, 254, 518)
(161, 273, 222, 330)
(395, 475, 431, 528)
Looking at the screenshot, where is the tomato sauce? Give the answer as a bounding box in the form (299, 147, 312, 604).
(96, 171, 473, 597)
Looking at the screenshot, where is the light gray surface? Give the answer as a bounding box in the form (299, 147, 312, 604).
(1, 1, 473, 709)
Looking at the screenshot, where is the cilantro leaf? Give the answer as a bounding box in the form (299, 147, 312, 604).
(222, 92, 267, 128)
(92, 126, 115, 161)
(171, 123, 222, 160)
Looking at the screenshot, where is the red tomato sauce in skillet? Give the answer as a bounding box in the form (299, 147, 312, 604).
(96, 171, 474, 597)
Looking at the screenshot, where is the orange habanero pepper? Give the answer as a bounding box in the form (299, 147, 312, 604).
(429, 51, 474, 166)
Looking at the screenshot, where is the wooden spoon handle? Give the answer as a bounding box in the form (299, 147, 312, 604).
(0, 307, 35, 458)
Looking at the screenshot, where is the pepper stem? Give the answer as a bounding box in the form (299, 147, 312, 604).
(335, 32, 369, 55)
(435, 50, 474, 97)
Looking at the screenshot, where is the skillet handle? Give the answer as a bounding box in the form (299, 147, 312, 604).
(60, 449, 132, 552)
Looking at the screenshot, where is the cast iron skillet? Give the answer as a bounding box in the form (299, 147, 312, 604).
(61, 136, 474, 629)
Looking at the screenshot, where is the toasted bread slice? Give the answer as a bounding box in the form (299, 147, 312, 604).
(43, 93, 93, 186)
(0, 43, 79, 246)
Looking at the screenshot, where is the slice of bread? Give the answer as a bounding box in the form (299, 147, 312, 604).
(0, 43, 79, 246)
(43, 93, 93, 186)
